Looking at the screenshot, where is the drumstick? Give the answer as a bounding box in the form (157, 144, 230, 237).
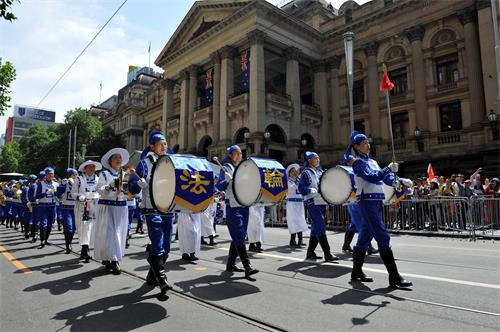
(212, 156, 223, 168)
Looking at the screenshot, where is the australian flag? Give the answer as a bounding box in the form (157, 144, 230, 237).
(241, 48, 250, 93)
(205, 67, 214, 106)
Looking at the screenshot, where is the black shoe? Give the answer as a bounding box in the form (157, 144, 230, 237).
(111, 261, 121, 275)
(182, 253, 191, 261)
(208, 235, 217, 246)
(125, 237, 130, 249)
(201, 237, 208, 245)
(189, 253, 199, 261)
(248, 243, 257, 252)
(367, 244, 379, 255)
(146, 267, 159, 286)
(306, 252, 322, 260)
(102, 260, 112, 269)
(324, 252, 339, 262)
(146, 243, 151, 252)
(226, 265, 245, 273)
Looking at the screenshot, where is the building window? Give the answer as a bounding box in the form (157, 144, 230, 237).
(345, 9, 352, 23)
(354, 120, 365, 134)
(384, 0, 393, 5)
(440, 102, 462, 132)
(353, 79, 364, 105)
(391, 112, 409, 138)
(436, 53, 459, 86)
(389, 67, 407, 96)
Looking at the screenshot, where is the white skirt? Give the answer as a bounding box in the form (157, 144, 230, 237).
(200, 204, 215, 237)
(286, 201, 309, 234)
(247, 205, 265, 243)
(93, 204, 128, 262)
(177, 213, 201, 254)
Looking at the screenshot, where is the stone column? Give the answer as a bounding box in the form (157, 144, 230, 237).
(364, 42, 381, 139)
(219, 46, 235, 144)
(248, 30, 266, 133)
(313, 60, 329, 146)
(161, 78, 176, 135)
(407, 26, 428, 132)
(211, 52, 221, 144)
(476, 1, 499, 114)
(329, 56, 341, 145)
(187, 64, 199, 151)
(458, 6, 486, 125)
(285, 47, 301, 141)
(179, 70, 190, 150)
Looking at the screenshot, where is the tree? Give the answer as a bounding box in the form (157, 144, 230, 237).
(0, 141, 21, 172)
(1, 0, 19, 22)
(87, 126, 125, 159)
(0, 58, 16, 116)
(17, 124, 60, 174)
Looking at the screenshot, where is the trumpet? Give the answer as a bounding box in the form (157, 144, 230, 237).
(116, 166, 138, 200)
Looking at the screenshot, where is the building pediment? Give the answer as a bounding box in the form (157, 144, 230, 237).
(155, 0, 251, 67)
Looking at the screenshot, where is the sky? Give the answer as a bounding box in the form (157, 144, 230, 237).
(0, 0, 369, 138)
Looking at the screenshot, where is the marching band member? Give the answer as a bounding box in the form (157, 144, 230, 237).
(134, 196, 145, 234)
(73, 160, 101, 263)
(345, 131, 412, 288)
(247, 205, 265, 253)
(4, 180, 14, 228)
(178, 211, 201, 261)
(21, 178, 34, 239)
(200, 198, 217, 246)
(129, 131, 173, 295)
(126, 195, 136, 248)
(285, 164, 308, 247)
(11, 180, 21, 230)
(28, 171, 44, 242)
(94, 148, 130, 275)
(216, 145, 258, 278)
(35, 167, 59, 249)
(342, 206, 378, 255)
(0, 183, 5, 226)
(55, 168, 78, 254)
(299, 152, 338, 262)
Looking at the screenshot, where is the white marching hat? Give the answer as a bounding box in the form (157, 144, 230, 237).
(286, 163, 300, 174)
(100, 148, 130, 170)
(78, 160, 102, 173)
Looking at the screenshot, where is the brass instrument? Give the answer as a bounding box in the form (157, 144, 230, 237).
(116, 166, 138, 200)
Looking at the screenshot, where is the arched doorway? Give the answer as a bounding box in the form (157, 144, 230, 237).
(172, 144, 180, 154)
(198, 136, 213, 158)
(265, 124, 286, 163)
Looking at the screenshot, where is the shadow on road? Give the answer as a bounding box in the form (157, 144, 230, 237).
(53, 283, 166, 331)
(278, 260, 351, 279)
(175, 272, 260, 301)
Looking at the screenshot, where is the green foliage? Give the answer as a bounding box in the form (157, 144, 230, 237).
(0, 141, 22, 172)
(6, 107, 125, 176)
(0, 58, 17, 116)
(0, 0, 19, 22)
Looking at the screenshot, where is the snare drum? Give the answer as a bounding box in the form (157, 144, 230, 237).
(150, 155, 214, 213)
(233, 157, 288, 207)
(319, 165, 356, 205)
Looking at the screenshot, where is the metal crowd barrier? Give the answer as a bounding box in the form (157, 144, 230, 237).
(262, 196, 500, 240)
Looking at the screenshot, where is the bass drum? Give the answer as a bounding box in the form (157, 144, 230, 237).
(232, 157, 288, 207)
(150, 154, 214, 214)
(319, 165, 356, 205)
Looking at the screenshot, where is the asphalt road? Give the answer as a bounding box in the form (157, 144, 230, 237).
(1, 222, 499, 332)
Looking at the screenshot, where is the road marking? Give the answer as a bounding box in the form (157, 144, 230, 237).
(194, 267, 207, 271)
(216, 247, 500, 290)
(0, 245, 32, 274)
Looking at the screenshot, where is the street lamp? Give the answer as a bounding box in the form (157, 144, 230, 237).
(488, 110, 499, 140)
(81, 144, 87, 160)
(343, 31, 355, 132)
(263, 131, 271, 156)
(244, 131, 252, 155)
(414, 126, 424, 152)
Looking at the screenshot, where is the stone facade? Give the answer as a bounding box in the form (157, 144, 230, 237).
(109, 0, 500, 177)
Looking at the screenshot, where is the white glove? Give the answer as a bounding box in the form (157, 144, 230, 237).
(62, 179, 68, 185)
(68, 178, 75, 185)
(387, 162, 399, 173)
(78, 195, 86, 202)
(138, 178, 148, 189)
(26, 202, 32, 208)
(310, 188, 318, 194)
(225, 172, 233, 182)
(401, 178, 413, 188)
(35, 199, 40, 204)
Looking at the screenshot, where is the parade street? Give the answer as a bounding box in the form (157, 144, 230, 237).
(1, 225, 499, 332)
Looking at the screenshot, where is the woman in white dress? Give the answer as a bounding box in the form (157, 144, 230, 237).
(200, 201, 217, 246)
(286, 164, 308, 247)
(94, 148, 129, 275)
(177, 212, 201, 261)
(247, 205, 265, 253)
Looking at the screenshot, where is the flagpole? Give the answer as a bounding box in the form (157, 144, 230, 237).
(67, 129, 72, 169)
(73, 126, 77, 169)
(386, 90, 396, 163)
(99, 81, 102, 104)
(148, 41, 151, 69)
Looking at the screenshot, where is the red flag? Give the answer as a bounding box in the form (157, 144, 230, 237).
(427, 163, 435, 181)
(379, 64, 394, 92)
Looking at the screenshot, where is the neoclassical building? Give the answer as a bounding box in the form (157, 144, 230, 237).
(112, 0, 500, 177)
